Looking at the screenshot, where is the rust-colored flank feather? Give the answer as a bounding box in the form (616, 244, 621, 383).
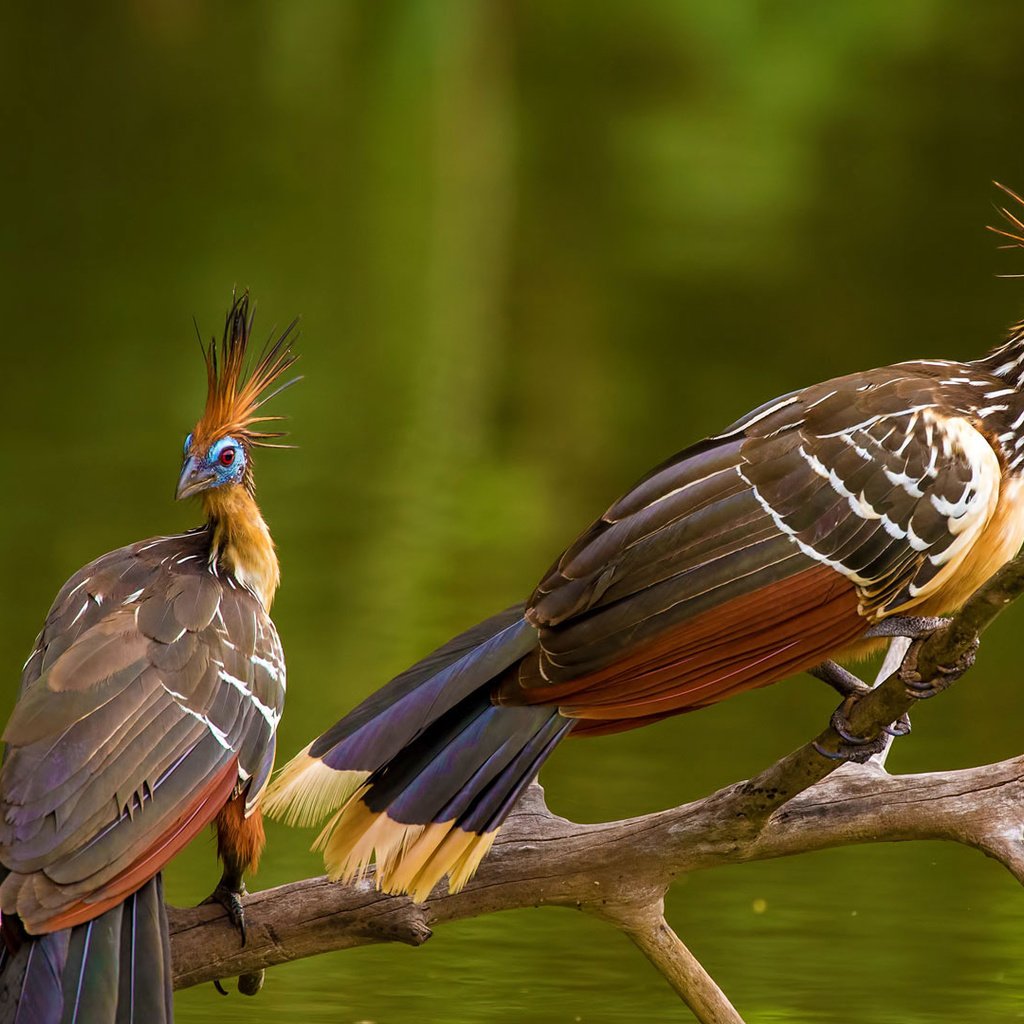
(529, 564, 867, 728)
(191, 291, 301, 454)
(28, 760, 239, 933)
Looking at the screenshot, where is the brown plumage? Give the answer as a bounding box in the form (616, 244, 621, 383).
(0, 293, 297, 1024)
(0, 527, 287, 935)
(501, 564, 865, 725)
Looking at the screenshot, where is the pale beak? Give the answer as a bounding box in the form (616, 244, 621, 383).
(176, 456, 217, 500)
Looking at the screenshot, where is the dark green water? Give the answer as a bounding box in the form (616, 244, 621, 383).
(4, 3, 1024, 1020)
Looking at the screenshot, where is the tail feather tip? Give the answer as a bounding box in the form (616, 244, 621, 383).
(261, 743, 368, 829)
(316, 801, 498, 903)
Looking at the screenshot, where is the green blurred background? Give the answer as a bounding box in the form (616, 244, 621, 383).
(4, 2, 1024, 1021)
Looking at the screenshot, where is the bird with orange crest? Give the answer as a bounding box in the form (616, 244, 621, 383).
(0, 293, 298, 1023)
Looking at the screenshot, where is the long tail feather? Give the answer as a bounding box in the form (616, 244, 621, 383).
(263, 604, 535, 826)
(0, 876, 172, 1024)
(313, 694, 573, 901)
(0, 930, 69, 1024)
(265, 606, 573, 900)
(116, 875, 172, 1024)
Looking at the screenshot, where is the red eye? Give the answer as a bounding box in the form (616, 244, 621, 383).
(219, 446, 236, 467)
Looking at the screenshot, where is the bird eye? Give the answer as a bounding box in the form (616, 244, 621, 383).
(219, 446, 237, 467)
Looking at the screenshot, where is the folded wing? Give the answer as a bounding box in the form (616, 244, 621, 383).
(0, 529, 285, 933)
(512, 369, 1005, 725)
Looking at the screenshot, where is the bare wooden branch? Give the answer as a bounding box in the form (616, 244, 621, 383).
(167, 553, 1024, 1020)
(169, 753, 1024, 990)
(597, 899, 745, 1024)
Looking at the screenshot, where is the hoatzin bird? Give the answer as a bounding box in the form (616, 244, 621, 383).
(0, 293, 297, 1023)
(264, 192, 1024, 904)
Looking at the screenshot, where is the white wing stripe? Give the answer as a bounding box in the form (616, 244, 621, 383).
(218, 669, 281, 728)
(161, 684, 231, 749)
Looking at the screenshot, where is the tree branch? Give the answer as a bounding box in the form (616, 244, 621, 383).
(168, 554, 1024, 1022)
(598, 899, 745, 1024)
(169, 755, 1024, 988)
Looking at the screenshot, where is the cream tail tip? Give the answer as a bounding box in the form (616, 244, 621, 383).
(261, 743, 369, 828)
(316, 800, 501, 903)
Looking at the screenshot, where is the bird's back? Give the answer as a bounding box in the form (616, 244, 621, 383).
(0, 526, 285, 935)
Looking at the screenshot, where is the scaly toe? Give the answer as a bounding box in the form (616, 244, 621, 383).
(865, 615, 952, 640)
(818, 699, 888, 762)
(202, 882, 248, 946)
(900, 636, 979, 699)
(816, 695, 909, 762)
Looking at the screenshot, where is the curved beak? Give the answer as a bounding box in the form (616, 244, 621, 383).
(176, 456, 217, 501)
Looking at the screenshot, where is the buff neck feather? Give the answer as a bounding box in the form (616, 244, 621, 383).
(202, 485, 280, 610)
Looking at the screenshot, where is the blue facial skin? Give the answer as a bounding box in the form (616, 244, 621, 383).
(203, 436, 247, 488)
(177, 434, 247, 498)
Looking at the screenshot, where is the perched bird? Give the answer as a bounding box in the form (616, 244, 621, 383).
(0, 294, 297, 1023)
(264, 189, 1024, 903)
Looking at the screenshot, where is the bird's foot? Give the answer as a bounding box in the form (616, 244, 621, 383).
(899, 635, 980, 700)
(806, 663, 913, 745)
(203, 879, 248, 945)
(865, 615, 951, 640)
(813, 694, 911, 762)
(203, 878, 265, 997)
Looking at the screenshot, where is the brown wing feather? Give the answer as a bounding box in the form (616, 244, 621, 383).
(0, 528, 285, 934)
(525, 436, 827, 684)
(506, 362, 1012, 728)
(32, 759, 239, 932)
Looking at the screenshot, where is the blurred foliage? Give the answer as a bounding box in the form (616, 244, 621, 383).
(4, 2, 1024, 1021)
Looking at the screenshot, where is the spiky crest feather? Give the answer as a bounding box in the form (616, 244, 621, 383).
(191, 291, 299, 610)
(974, 183, 1024, 380)
(989, 181, 1024, 251)
(191, 290, 300, 453)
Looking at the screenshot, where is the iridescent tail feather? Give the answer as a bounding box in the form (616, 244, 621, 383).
(263, 607, 573, 901)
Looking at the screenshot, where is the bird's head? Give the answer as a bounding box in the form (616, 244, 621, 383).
(176, 291, 300, 502)
(176, 433, 249, 499)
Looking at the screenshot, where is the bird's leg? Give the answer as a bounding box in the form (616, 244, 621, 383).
(203, 793, 266, 997)
(808, 661, 910, 762)
(206, 861, 264, 997)
(808, 660, 870, 700)
(864, 615, 951, 640)
(205, 862, 249, 945)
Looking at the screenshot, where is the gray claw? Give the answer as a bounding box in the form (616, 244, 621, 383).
(203, 881, 248, 946)
(822, 698, 889, 762)
(899, 636, 979, 700)
(817, 696, 910, 763)
(202, 881, 263, 997)
(883, 713, 912, 737)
